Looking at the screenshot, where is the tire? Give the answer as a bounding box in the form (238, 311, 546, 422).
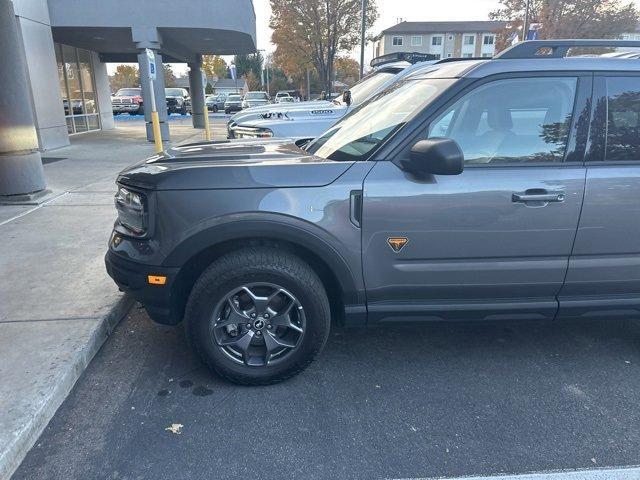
(113, 111, 120, 116)
(184, 247, 331, 385)
(137, 106, 144, 115)
(225, 109, 230, 114)
(213, 105, 218, 113)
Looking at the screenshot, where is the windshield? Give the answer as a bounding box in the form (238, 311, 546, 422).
(306, 78, 454, 162)
(245, 92, 268, 100)
(165, 88, 185, 96)
(115, 88, 141, 97)
(334, 70, 398, 106)
(228, 95, 241, 101)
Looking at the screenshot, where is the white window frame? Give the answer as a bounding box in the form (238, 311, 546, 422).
(463, 35, 475, 46)
(411, 35, 422, 46)
(483, 34, 495, 45)
(392, 36, 404, 46)
(431, 35, 443, 46)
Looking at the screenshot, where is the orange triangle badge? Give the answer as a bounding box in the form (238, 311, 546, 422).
(387, 237, 408, 253)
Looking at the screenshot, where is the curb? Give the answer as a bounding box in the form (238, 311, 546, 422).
(0, 294, 135, 480)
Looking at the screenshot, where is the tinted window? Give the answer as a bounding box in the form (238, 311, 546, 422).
(115, 88, 141, 97)
(605, 77, 640, 161)
(428, 77, 577, 164)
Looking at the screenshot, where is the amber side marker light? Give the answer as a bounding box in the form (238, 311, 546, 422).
(148, 275, 167, 285)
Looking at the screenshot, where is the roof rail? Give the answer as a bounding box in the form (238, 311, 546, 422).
(370, 52, 438, 68)
(495, 39, 640, 59)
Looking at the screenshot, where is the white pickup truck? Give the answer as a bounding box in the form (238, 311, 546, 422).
(227, 53, 440, 140)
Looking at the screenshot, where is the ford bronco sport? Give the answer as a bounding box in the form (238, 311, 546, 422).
(106, 40, 640, 385)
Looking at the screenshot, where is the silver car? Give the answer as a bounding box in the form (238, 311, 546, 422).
(242, 91, 270, 109)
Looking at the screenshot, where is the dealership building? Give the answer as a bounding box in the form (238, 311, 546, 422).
(1, 0, 256, 196)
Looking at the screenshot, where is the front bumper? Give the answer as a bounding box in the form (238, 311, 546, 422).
(105, 248, 181, 325)
(225, 104, 242, 112)
(113, 104, 141, 113)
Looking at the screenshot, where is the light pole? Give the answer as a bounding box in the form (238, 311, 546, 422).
(523, 0, 531, 41)
(258, 49, 270, 96)
(360, 0, 367, 79)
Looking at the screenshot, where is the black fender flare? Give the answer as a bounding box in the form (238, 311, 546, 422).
(162, 213, 363, 306)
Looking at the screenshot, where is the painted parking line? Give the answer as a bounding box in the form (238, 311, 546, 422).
(391, 466, 640, 480)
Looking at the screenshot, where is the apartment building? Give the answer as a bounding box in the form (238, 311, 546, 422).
(374, 21, 507, 60)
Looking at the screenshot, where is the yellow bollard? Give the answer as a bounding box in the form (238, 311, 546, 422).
(203, 101, 211, 141)
(151, 110, 163, 153)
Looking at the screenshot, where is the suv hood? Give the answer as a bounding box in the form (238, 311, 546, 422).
(231, 100, 336, 123)
(117, 138, 352, 191)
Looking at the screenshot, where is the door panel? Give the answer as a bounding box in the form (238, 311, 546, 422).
(559, 76, 640, 319)
(362, 163, 585, 322)
(361, 75, 589, 323)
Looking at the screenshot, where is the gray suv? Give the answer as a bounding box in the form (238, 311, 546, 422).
(106, 40, 640, 385)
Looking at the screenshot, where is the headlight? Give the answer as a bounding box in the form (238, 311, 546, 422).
(114, 186, 147, 236)
(233, 126, 274, 138)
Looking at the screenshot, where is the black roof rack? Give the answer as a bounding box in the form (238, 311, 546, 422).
(370, 52, 438, 68)
(496, 39, 640, 59)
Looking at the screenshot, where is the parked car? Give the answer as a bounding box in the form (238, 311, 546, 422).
(224, 93, 243, 114)
(227, 52, 439, 139)
(206, 93, 227, 112)
(106, 40, 640, 385)
(274, 91, 294, 103)
(111, 87, 143, 115)
(242, 91, 270, 109)
(165, 88, 190, 115)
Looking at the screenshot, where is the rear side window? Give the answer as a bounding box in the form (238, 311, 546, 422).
(428, 77, 577, 164)
(605, 77, 640, 161)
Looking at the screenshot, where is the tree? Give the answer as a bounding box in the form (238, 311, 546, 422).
(335, 57, 359, 87)
(270, 0, 379, 93)
(202, 55, 228, 79)
(163, 64, 177, 87)
(490, 0, 639, 52)
(243, 71, 261, 91)
(234, 53, 264, 81)
(108, 64, 139, 92)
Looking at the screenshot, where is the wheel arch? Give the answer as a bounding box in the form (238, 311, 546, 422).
(164, 216, 363, 326)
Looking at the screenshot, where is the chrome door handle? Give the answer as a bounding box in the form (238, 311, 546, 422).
(512, 190, 565, 203)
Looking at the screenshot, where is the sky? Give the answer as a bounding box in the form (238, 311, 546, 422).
(108, 0, 640, 76)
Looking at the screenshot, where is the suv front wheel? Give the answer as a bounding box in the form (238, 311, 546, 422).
(184, 247, 331, 385)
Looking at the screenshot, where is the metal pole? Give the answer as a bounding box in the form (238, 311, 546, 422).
(266, 65, 270, 96)
(523, 0, 531, 41)
(359, 0, 367, 79)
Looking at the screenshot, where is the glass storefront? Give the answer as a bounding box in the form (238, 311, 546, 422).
(55, 43, 100, 134)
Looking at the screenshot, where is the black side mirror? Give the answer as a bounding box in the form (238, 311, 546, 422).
(342, 90, 352, 106)
(404, 138, 464, 175)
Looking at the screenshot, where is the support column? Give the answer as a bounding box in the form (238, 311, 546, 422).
(188, 57, 205, 129)
(93, 53, 115, 130)
(137, 49, 170, 142)
(0, 0, 47, 197)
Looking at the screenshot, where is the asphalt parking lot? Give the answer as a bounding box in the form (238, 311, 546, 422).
(12, 305, 640, 480)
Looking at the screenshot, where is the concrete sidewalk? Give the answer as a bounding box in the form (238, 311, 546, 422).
(0, 120, 213, 479)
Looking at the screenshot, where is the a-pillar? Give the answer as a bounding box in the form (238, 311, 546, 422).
(0, 0, 47, 197)
(188, 57, 205, 129)
(137, 49, 170, 142)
